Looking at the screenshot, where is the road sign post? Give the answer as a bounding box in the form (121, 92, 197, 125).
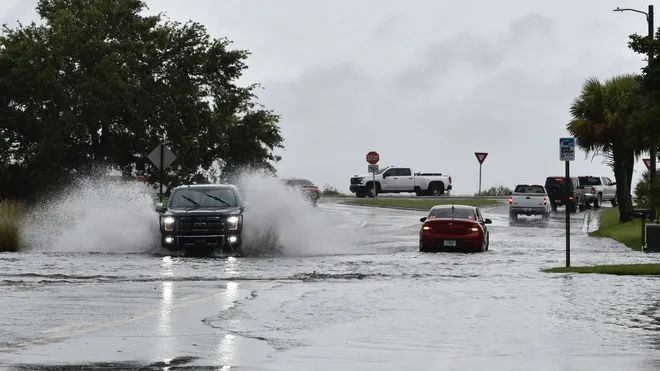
(560, 137, 575, 267)
(474, 152, 488, 196)
(366, 151, 380, 197)
(148, 143, 177, 203)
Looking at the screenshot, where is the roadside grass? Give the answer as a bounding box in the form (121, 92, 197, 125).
(543, 264, 660, 275)
(543, 207, 653, 275)
(0, 200, 24, 252)
(589, 207, 642, 251)
(342, 198, 502, 210)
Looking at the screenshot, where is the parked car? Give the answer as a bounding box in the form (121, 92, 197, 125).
(544, 176, 586, 212)
(282, 177, 321, 205)
(418, 204, 492, 253)
(577, 176, 617, 208)
(508, 184, 552, 220)
(349, 166, 452, 197)
(155, 184, 245, 256)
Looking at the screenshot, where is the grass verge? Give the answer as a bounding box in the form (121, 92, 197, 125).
(0, 200, 24, 252)
(543, 264, 660, 275)
(342, 198, 502, 211)
(589, 208, 642, 251)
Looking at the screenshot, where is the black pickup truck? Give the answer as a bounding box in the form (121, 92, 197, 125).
(155, 184, 245, 256)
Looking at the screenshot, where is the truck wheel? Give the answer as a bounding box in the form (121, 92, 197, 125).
(570, 203, 578, 213)
(593, 195, 600, 209)
(611, 198, 617, 207)
(550, 202, 557, 211)
(355, 191, 367, 198)
(366, 184, 378, 198)
(428, 182, 444, 196)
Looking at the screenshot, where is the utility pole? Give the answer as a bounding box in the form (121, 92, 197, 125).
(614, 5, 656, 219)
(648, 5, 656, 221)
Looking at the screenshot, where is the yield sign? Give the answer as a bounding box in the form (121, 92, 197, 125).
(475, 152, 488, 165)
(643, 158, 652, 171)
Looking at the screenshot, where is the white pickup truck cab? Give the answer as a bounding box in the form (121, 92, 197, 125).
(508, 184, 552, 220)
(577, 176, 617, 208)
(349, 166, 452, 198)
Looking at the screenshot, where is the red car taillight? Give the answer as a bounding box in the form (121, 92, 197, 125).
(449, 176, 452, 184)
(508, 197, 513, 204)
(591, 187, 596, 194)
(543, 198, 548, 205)
(314, 187, 320, 193)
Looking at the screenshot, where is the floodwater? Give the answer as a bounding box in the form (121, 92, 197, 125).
(2, 200, 660, 371)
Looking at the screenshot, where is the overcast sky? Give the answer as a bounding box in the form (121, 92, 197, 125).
(4, 0, 655, 194)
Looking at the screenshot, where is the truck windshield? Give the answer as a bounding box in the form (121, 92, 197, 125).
(169, 187, 238, 209)
(514, 185, 546, 194)
(428, 208, 475, 220)
(578, 177, 602, 186)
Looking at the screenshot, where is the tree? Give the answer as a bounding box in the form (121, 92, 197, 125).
(474, 186, 512, 197)
(0, 0, 284, 200)
(566, 74, 644, 222)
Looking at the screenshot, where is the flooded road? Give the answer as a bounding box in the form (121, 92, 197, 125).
(2, 200, 660, 370)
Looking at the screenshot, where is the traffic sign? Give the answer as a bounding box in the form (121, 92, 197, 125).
(366, 151, 379, 165)
(368, 164, 379, 173)
(644, 158, 652, 170)
(148, 143, 177, 170)
(474, 152, 488, 165)
(559, 137, 575, 161)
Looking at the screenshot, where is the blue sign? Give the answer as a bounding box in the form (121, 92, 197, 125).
(559, 137, 575, 161)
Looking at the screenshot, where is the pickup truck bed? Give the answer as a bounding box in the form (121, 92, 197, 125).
(509, 184, 551, 220)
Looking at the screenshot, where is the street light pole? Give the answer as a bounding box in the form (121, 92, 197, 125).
(614, 5, 656, 219)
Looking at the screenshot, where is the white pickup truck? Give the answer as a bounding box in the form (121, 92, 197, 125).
(508, 184, 551, 220)
(577, 176, 617, 208)
(349, 166, 452, 198)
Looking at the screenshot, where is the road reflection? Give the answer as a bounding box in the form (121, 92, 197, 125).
(216, 280, 239, 366)
(158, 257, 174, 360)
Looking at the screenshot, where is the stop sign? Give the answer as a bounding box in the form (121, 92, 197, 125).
(366, 151, 379, 165)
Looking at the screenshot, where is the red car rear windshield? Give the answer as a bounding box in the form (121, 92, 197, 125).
(429, 208, 475, 220)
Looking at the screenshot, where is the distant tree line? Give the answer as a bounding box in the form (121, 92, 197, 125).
(0, 0, 284, 202)
(474, 186, 512, 197)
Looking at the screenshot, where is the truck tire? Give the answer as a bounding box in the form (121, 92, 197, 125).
(428, 182, 445, 196)
(550, 202, 557, 211)
(355, 191, 367, 198)
(366, 182, 379, 198)
(611, 197, 617, 207)
(593, 194, 601, 209)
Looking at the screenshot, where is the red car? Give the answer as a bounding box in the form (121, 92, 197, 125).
(418, 204, 492, 253)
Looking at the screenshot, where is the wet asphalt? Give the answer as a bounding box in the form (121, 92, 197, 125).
(3, 200, 660, 370)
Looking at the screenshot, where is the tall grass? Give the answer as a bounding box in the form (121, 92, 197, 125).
(0, 200, 24, 252)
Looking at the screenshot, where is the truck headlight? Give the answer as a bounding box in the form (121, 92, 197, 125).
(162, 216, 175, 232)
(226, 216, 241, 231)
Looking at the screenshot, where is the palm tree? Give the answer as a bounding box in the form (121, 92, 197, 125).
(567, 74, 645, 223)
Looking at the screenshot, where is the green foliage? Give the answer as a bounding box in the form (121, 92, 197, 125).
(544, 264, 660, 275)
(474, 186, 511, 197)
(0, 0, 284, 200)
(0, 200, 24, 252)
(633, 169, 660, 209)
(566, 75, 643, 223)
(321, 184, 347, 197)
(588, 208, 642, 251)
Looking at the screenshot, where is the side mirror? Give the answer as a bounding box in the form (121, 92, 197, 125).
(155, 203, 165, 212)
(382, 174, 387, 178)
(484, 218, 492, 224)
(420, 217, 427, 222)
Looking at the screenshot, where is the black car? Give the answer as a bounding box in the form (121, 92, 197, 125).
(544, 176, 586, 212)
(155, 184, 245, 256)
(282, 178, 321, 205)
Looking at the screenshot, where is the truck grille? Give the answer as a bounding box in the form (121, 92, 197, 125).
(177, 216, 224, 235)
(350, 177, 363, 185)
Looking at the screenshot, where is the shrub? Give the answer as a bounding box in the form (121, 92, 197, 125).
(475, 186, 512, 197)
(321, 183, 347, 197)
(0, 200, 24, 252)
(633, 170, 660, 208)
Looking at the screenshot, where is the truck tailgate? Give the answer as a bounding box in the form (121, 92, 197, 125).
(511, 194, 547, 208)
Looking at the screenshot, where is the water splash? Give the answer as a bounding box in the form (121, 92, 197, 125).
(20, 174, 160, 253)
(233, 170, 358, 257)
